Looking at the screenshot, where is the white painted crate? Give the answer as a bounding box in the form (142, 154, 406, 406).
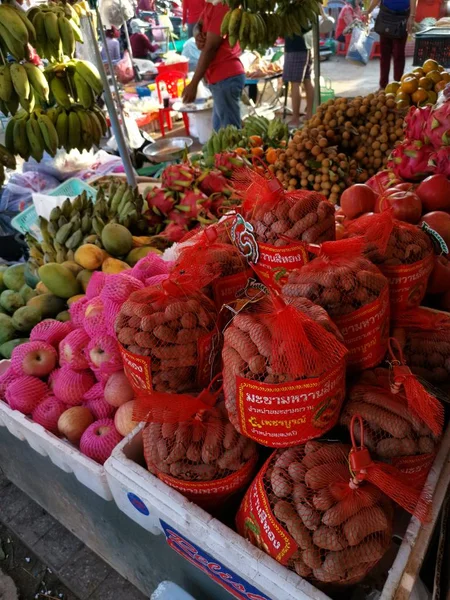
(105, 423, 450, 600)
(0, 361, 112, 500)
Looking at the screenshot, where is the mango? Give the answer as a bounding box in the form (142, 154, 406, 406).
(27, 294, 66, 318)
(0, 338, 29, 359)
(12, 306, 42, 332)
(0, 290, 25, 313)
(56, 310, 71, 322)
(126, 246, 161, 266)
(77, 269, 93, 292)
(101, 223, 133, 257)
(20, 284, 38, 304)
(68, 294, 85, 306)
(3, 263, 26, 291)
(0, 314, 16, 344)
(61, 261, 84, 276)
(74, 244, 104, 270)
(38, 263, 81, 299)
(102, 257, 131, 274)
(0, 271, 5, 293)
(36, 281, 51, 294)
(24, 261, 40, 288)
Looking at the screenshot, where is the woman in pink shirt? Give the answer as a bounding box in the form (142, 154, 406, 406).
(335, 0, 361, 41)
(183, 0, 205, 37)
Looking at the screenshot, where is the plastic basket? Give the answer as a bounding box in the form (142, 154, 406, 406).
(11, 178, 97, 237)
(320, 77, 335, 103)
(413, 28, 450, 68)
(156, 61, 189, 77)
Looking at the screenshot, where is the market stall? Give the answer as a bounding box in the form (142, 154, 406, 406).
(0, 0, 450, 598)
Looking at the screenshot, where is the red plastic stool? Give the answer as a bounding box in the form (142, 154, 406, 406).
(370, 41, 381, 59)
(337, 34, 351, 56)
(155, 70, 190, 137)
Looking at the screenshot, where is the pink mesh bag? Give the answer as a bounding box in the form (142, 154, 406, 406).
(69, 296, 89, 327)
(32, 396, 67, 434)
(53, 366, 96, 406)
(6, 376, 49, 413)
(48, 368, 60, 392)
(0, 367, 18, 401)
(30, 319, 73, 348)
(83, 297, 106, 337)
(84, 396, 115, 419)
(10, 341, 57, 377)
(86, 271, 107, 299)
(236, 427, 430, 587)
(100, 273, 143, 305)
(59, 329, 90, 370)
(80, 418, 123, 464)
(222, 293, 348, 447)
(86, 333, 123, 375)
(131, 253, 173, 282)
(144, 274, 169, 287)
(103, 299, 122, 337)
(282, 238, 390, 372)
(83, 382, 104, 402)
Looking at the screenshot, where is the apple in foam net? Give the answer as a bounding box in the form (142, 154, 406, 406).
(104, 371, 134, 407)
(32, 396, 67, 435)
(80, 418, 123, 464)
(11, 341, 57, 377)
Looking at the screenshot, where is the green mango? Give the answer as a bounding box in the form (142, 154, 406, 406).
(0, 290, 25, 314)
(0, 338, 29, 359)
(3, 263, 26, 292)
(12, 306, 42, 332)
(0, 314, 16, 344)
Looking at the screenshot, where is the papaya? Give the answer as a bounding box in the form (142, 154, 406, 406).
(20, 284, 38, 304)
(0, 338, 29, 359)
(36, 281, 51, 294)
(68, 294, 85, 306)
(77, 269, 93, 292)
(56, 310, 71, 322)
(102, 257, 131, 274)
(27, 294, 66, 318)
(38, 263, 81, 299)
(0, 314, 16, 344)
(0, 290, 25, 313)
(74, 244, 104, 270)
(101, 223, 133, 256)
(126, 246, 161, 266)
(61, 261, 84, 276)
(12, 306, 42, 332)
(3, 263, 26, 292)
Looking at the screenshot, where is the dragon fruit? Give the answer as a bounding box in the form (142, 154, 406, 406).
(424, 101, 450, 148)
(161, 164, 197, 192)
(197, 169, 230, 196)
(176, 189, 210, 221)
(388, 140, 435, 181)
(428, 147, 450, 177)
(146, 187, 176, 216)
(161, 222, 186, 242)
(404, 105, 432, 142)
(214, 152, 245, 174)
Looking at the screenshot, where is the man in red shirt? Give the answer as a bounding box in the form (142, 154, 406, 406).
(182, 0, 245, 130)
(183, 0, 205, 37)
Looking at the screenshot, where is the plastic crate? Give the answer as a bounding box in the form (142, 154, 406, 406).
(156, 61, 189, 77)
(11, 178, 97, 237)
(413, 28, 450, 68)
(320, 77, 335, 104)
(105, 423, 450, 600)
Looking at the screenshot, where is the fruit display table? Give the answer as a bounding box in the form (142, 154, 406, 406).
(0, 427, 231, 600)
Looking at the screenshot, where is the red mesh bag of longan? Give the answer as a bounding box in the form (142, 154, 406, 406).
(139, 378, 258, 510)
(115, 269, 220, 396)
(281, 237, 390, 372)
(345, 210, 434, 316)
(341, 340, 444, 487)
(236, 419, 431, 587)
(222, 292, 348, 447)
(230, 168, 335, 288)
(392, 306, 450, 386)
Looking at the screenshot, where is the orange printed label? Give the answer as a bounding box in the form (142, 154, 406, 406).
(212, 269, 253, 310)
(236, 457, 298, 565)
(236, 362, 346, 447)
(158, 454, 258, 510)
(119, 344, 152, 393)
(392, 452, 436, 488)
(381, 254, 433, 316)
(197, 330, 220, 389)
(334, 286, 390, 371)
(253, 242, 309, 289)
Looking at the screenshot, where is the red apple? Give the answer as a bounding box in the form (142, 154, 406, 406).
(87, 335, 121, 371)
(114, 400, 138, 436)
(10, 341, 57, 377)
(58, 406, 94, 444)
(340, 184, 377, 219)
(59, 328, 90, 370)
(416, 175, 450, 213)
(104, 371, 134, 407)
(427, 255, 450, 294)
(80, 418, 123, 464)
(421, 211, 450, 251)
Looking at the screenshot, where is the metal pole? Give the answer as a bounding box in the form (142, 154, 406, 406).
(87, 13, 137, 188)
(312, 15, 321, 113)
(119, 0, 141, 81)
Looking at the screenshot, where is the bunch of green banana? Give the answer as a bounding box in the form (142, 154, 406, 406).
(45, 59, 103, 109)
(243, 115, 270, 139)
(101, 181, 146, 232)
(0, 61, 49, 117)
(0, 141, 16, 186)
(0, 4, 35, 62)
(203, 125, 246, 158)
(267, 118, 289, 145)
(26, 2, 83, 61)
(5, 109, 58, 161)
(55, 105, 107, 153)
(221, 8, 271, 50)
(278, 0, 321, 37)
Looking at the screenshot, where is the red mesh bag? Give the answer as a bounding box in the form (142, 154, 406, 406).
(392, 307, 450, 386)
(139, 380, 258, 510)
(222, 293, 348, 447)
(30, 319, 73, 348)
(103, 299, 122, 337)
(236, 422, 430, 587)
(115, 273, 220, 396)
(53, 366, 96, 406)
(231, 168, 335, 288)
(345, 211, 434, 316)
(282, 238, 390, 372)
(341, 358, 443, 487)
(59, 329, 90, 371)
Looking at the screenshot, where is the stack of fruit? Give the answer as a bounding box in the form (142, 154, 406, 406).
(385, 59, 450, 108)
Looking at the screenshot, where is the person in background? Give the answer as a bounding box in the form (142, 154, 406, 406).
(183, 0, 206, 38)
(181, 36, 202, 71)
(101, 27, 121, 63)
(181, 0, 245, 129)
(130, 20, 158, 58)
(335, 0, 361, 41)
(138, 0, 155, 12)
(365, 0, 416, 88)
(283, 30, 314, 128)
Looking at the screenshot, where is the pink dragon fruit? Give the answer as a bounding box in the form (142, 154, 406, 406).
(176, 189, 209, 221)
(428, 147, 450, 177)
(404, 105, 432, 142)
(161, 222, 186, 242)
(197, 169, 230, 196)
(161, 164, 198, 192)
(146, 187, 176, 216)
(388, 140, 435, 181)
(214, 152, 245, 175)
(143, 209, 165, 233)
(424, 101, 450, 148)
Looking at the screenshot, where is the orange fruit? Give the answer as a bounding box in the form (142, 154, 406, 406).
(437, 65, 445, 72)
(434, 80, 447, 93)
(412, 88, 429, 105)
(395, 91, 411, 108)
(385, 81, 400, 93)
(400, 76, 418, 94)
(427, 90, 437, 104)
(418, 77, 433, 90)
(441, 72, 450, 83)
(413, 67, 425, 77)
(427, 70, 442, 84)
(400, 73, 413, 82)
(423, 59, 439, 73)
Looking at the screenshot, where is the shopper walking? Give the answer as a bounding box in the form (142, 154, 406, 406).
(182, 0, 245, 130)
(183, 0, 205, 38)
(365, 0, 416, 89)
(101, 28, 121, 63)
(283, 31, 314, 128)
(335, 0, 361, 41)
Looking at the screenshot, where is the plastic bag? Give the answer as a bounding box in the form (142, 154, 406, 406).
(346, 27, 374, 65)
(222, 293, 348, 447)
(231, 168, 335, 289)
(236, 423, 430, 586)
(282, 238, 390, 372)
(1, 171, 60, 213)
(115, 51, 135, 84)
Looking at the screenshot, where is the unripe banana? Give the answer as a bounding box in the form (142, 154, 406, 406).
(0, 65, 13, 103)
(74, 60, 102, 96)
(10, 63, 30, 101)
(58, 15, 75, 58)
(2, 4, 36, 43)
(0, 21, 26, 61)
(13, 117, 29, 159)
(22, 62, 50, 102)
(73, 71, 93, 108)
(88, 110, 102, 146)
(26, 116, 44, 162)
(69, 19, 83, 43)
(56, 110, 68, 148)
(44, 11, 60, 47)
(37, 114, 58, 157)
(0, 4, 29, 45)
(76, 108, 92, 151)
(50, 76, 71, 109)
(19, 92, 35, 113)
(5, 92, 19, 117)
(4, 118, 15, 155)
(68, 109, 81, 151)
(0, 143, 16, 169)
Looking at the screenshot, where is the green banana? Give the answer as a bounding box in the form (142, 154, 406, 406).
(76, 108, 93, 150)
(37, 114, 58, 157)
(56, 110, 68, 148)
(13, 117, 29, 159)
(22, 62, 50, 101)
(26, 116, 44, 162)
(0, 4, 29, 45)
(50, 76, 71, 109)
(67, 110, 81, 151)
(74, 59, 102, 96)
(73, 71, 93, 108)
(0, 66, 13, 103)
(0, 143, 16, 169)
(58, 15, 75, 58)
